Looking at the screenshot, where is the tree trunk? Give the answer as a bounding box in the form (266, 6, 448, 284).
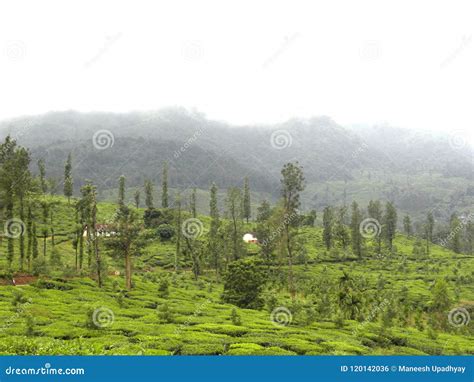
(125, 252, 132, 290)
(79, 228, 84, 270)
(175, 202, 181, 273)
(286, 224, 295, 301)
(19, 198, 24, 270)
(232, 214, 238, 260)
(92, 221, 103, 288)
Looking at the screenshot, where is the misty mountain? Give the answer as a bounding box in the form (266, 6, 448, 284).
(0, 108, 472, 219)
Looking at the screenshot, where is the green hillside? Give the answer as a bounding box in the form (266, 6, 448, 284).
(0, 195, 472, 356)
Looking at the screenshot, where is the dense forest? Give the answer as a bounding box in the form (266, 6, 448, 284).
(0, 132, 472, 355)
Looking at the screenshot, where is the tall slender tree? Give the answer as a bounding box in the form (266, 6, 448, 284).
(226, 187, 243, 261)
(37, 158, 47, 194)
(26, 205, 33, 271)
(368, 200, 383, 253)
(384, 202, 398, 251)
(403, 215, 412, 237)
(41, 201, 49, 258)
(190, 188, 197, 218)
(63, 153, 73, 203)
(75, 199, 86, 270)
(134, 189, 140, 209)
(110, 205, 142, 290)
(334, 206, 349, 249)
(322, 206, 333, 250)
(32, 222, 39, 260)
(13, 147, 31, 270)
(243, 177, 251, 223)
(209, 183, 221, 278)
(79, 182, 103, 287)
(174, 193, 182, 273)
(280, 162, 305, 300)
(162, 162, 169, 208)
(118, 175, 126, 206)
(449, 214, 462, 253)
(466, 221, 474, 255)
(144, 179, 154, 209)
(425, 212, 435, 255)
(351, 201, 363, 258)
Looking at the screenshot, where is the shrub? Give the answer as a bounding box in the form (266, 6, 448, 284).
(144, 208, 174, 228)
(32, 258, 49, 276)
(11, 289, 29, 309)
(50, 248, 62, 267)
(158, 278, 170, 298)
(157, 224, 175, 241)
(157, 303, 174, 323)
(85, 307, 96, 329)
(25, 314, 36, 337)
(230, 308, 241, 326)
(265, 294, 278, 312)
(222, 258, 266, 309)
(143, 209, 163, 228)
(116, 291, 127, 308)
(34, 279, 73, 291)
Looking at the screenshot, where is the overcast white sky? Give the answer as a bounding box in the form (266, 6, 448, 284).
(1, 0, 473, 137)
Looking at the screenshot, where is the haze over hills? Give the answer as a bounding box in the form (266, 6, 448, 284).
(0, 108, 472, 221)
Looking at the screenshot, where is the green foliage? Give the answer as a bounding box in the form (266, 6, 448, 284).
(242, 177, 251, 223)
(161, 162, 169, 208)
(222, 259, 266, 309)
(143, 208, 173, 228)
(323, 206, 333, 250)
(158, 278, 170, 298)
(157, 224, 175, 241)
(24, 314, 36, 337)
(384, 202, 398, 251)
(11, 289, 28, 309)
(63, 153, 73, 201)
(230, 308, 242, 326)
(157, 303, 174, 323)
